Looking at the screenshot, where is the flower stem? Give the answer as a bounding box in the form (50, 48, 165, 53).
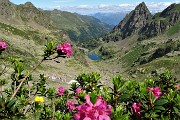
(10, 59, 44, 100)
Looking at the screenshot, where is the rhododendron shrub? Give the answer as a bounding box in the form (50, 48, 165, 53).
(0, 40, 180, 120)
(43, 41, 72, 59)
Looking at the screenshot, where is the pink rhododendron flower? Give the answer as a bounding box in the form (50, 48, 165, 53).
(0, 41, 7, 51)
(58, 87, 65, 96)
(132, 102, 141, 116)
(75, 88, 84, 99)
(74, 94, 112, 120)
(56, 41, 72, 57)
(66, 100, 76, 112)
(148, 86, 162, 99)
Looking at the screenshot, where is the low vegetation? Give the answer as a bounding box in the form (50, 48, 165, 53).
(0, 40, 180, 120)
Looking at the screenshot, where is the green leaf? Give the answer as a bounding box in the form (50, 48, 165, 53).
(155, 99, 168, 106)
(7, 98, 17, 108)
(154, 106, 165, 110)
(0, 97, 3, 104)
(0, 108, 3, 112)
(90, 92, 97, 104)
(154, 109, 161, 112)
(151, 113, 159, 118)
(173, 107, 179, 113)
(10, 105, 16, 112)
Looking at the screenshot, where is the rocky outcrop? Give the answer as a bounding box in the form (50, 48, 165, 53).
(138, 20, 170, 40)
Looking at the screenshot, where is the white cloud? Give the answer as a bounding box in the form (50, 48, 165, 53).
(45, 1, 180, 15)
(76, 5, 93, 9)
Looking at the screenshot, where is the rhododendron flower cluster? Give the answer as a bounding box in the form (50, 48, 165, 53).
(75, 88, 84, 99)
(0, 41, 7, 51)
(74, 94, 112, 120)
(66, 100, 76, 112)
(132, 102, 141, 116)
(58, 87, 65, 96)
(56, 41, 72, 57)
(148, 86, 162, 99)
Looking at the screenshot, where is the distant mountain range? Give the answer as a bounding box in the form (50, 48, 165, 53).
(90, 12, 127, 26)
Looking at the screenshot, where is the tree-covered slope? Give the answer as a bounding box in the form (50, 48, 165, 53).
(44, 10, 112, 41)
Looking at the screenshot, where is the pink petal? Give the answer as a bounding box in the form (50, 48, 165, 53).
(94, 96, 103, 107)
(74, 113, 80, 120)
(147, 87, 153, 91)
(83, 117, 92, 120)
(85, 94, 93, 107)
(99, 115, 111, 120)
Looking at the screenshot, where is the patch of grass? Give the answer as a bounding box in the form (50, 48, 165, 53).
(167, 22, 180, 36)
(26, 30, 45, 45)
(0, 22, 29, 39)
(121, 45, 149, 67)
(143, 56, 180, 70)
(128, 56, 180, 81)
(0, 22, 48, 46)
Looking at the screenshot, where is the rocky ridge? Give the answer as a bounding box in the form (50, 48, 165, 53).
(103, 2, 180, 41)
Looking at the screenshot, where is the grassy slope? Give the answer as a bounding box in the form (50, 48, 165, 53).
(167, 22, 180, 36)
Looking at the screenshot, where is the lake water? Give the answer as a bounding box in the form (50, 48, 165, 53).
(88, 53, 101, 60)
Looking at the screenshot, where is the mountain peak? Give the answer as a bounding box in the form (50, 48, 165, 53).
(104, 2, 152, 41)
(134, 2, 151, 14)
(136, 2, 146, 8)
(24, 2, 35, 8)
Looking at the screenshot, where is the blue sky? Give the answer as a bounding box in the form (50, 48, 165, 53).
(10, 0, 180, 14)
